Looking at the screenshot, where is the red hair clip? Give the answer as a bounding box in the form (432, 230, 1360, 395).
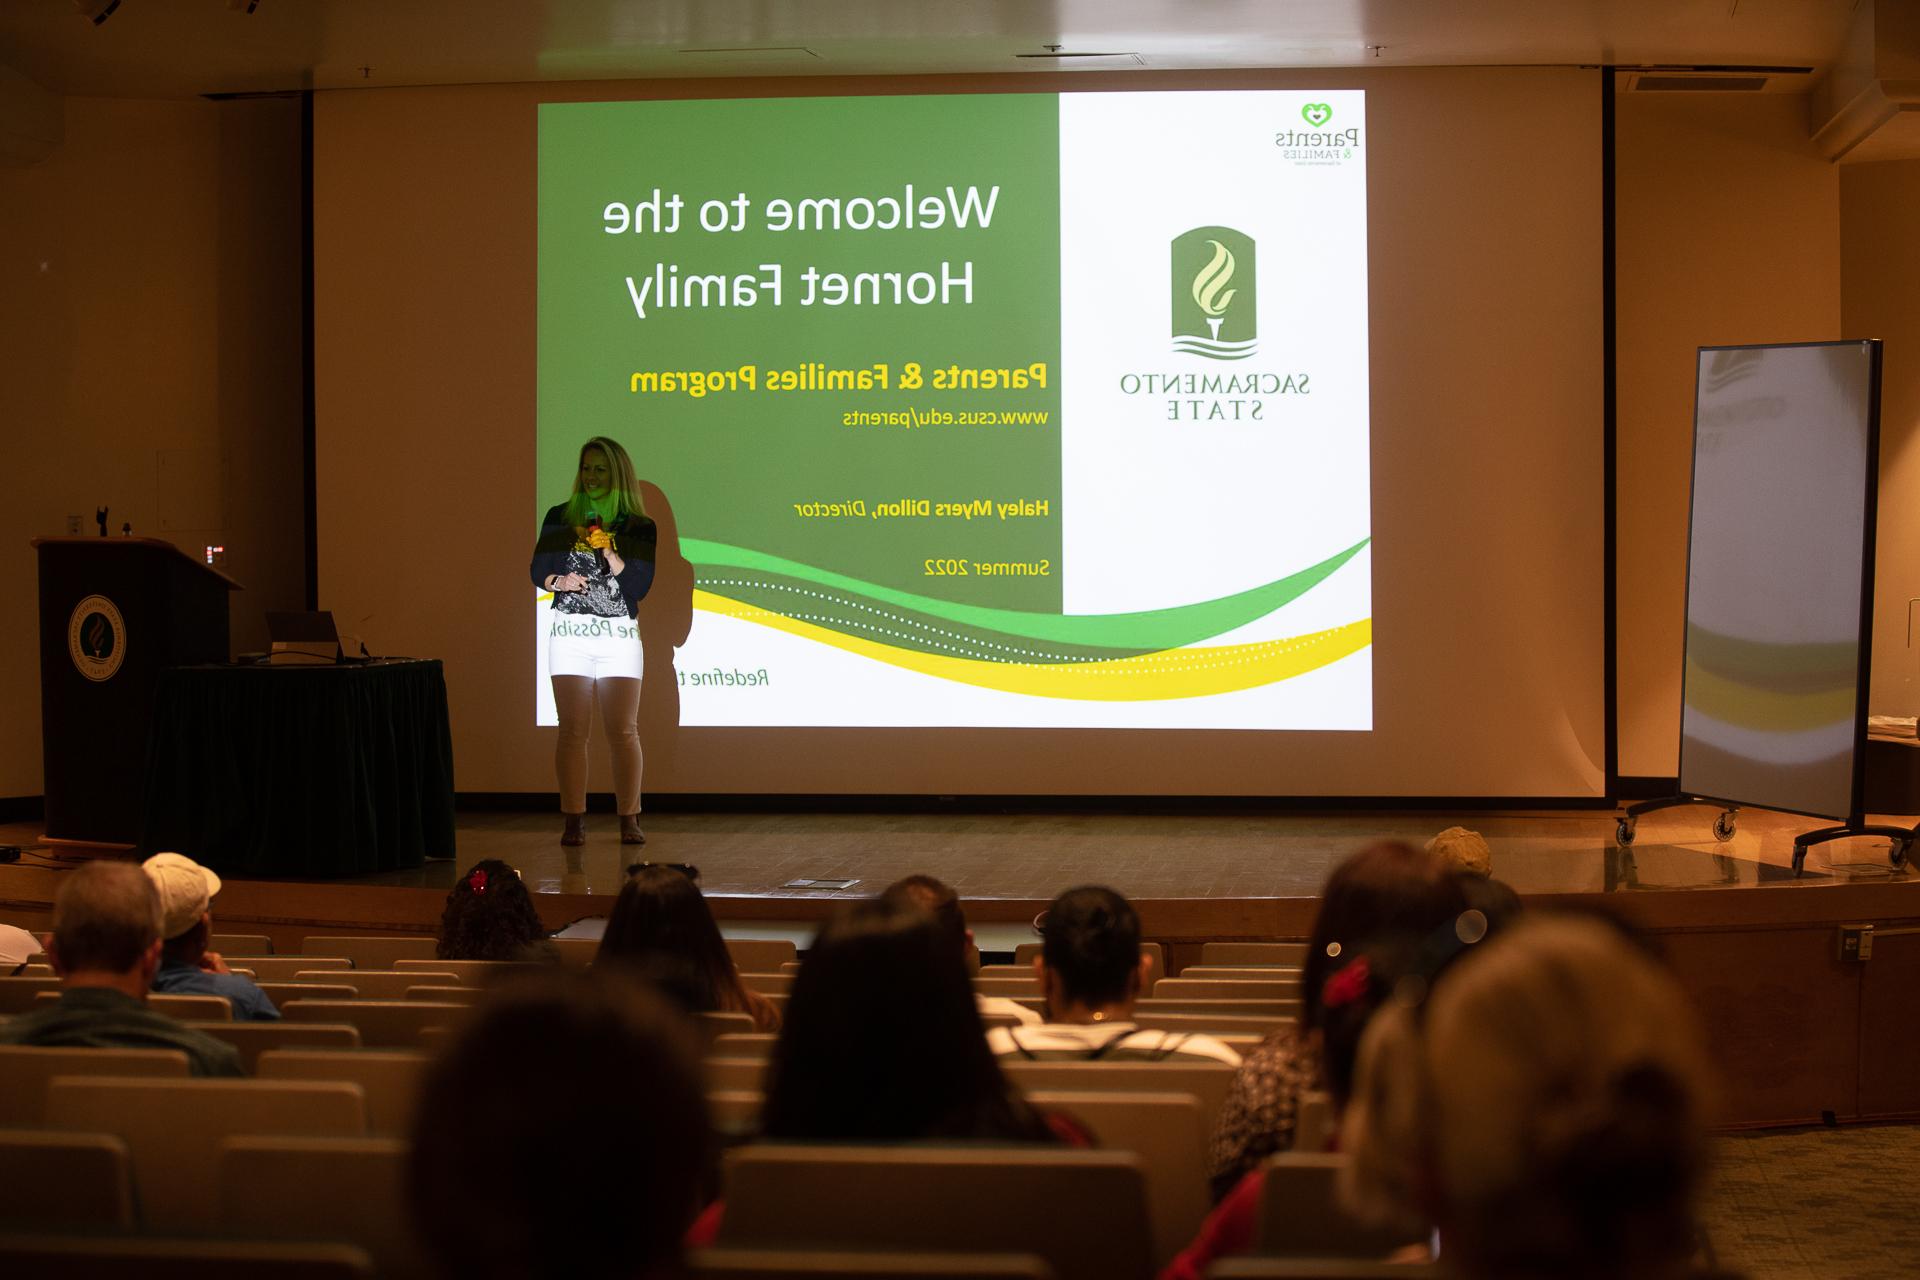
(467, 868, 489, 894)
(1322, 956, 1371, 1010)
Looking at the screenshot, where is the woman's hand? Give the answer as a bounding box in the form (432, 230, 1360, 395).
(586, 528, 614, 552)
(548, 572, 588, 593)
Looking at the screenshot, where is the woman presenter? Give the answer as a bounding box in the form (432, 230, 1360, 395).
(530, 437, 657, 846)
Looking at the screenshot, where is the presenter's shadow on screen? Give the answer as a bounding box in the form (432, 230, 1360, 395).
(637, 481, 693, 765)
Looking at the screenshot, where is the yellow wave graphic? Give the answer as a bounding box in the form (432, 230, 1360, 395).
(1684, 659, 1855, 732)
(696, 589, 1371, 701)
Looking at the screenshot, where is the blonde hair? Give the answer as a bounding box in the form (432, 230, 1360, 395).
(1426, 826, 1492, 877)
(564, 436, 646, 526)
(1340, 914, 1712, 1279)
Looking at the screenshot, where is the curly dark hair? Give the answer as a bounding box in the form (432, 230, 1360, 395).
(437, 860, 551, 961)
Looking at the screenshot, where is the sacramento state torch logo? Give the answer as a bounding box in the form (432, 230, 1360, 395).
(1171, 226, 1257, 361)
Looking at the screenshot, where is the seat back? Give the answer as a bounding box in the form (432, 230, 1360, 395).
(710, 1032, 778, 1060)
(1002, 1061, 1236, 1131)
(1173, 967, 1306, 982)
(1152, 978, 1303, 1001)
(706, 1056, 771, 1093)
(257, 1050, 428, 1138)
(550, 937, 598, 966)
(708, 1088, 763, 1131)
(1131, 1011, 1296, 1037)
(186, 1022, 363, 1072)
(1134, 996, 1302, 1019)
(975, 977, 1044, 998)
(0, 1234, 375, 1278)
(392, 958, 544, 982)
(1293, 1091, 1336, 1154)
(226, 956, 351, 980)
(43, 1076, 367, 1230)
(282, 1000, 469, 1047)
(259, 982, 361, 1006)
(689, 1248, 1055, 1279)
(300, 936, 439, 968)
(1199, 942, 1310, 967)
(404, 985, 485, 1004)
(1254, 1154, 1429, 1258)
(0, 1130, 134, 1230)
(210, 934, 274, 955)
(31, 989, 234, 1021)
(740, 971, 793, 994)
(0, 975, 63, 1013)
(0, 1045, 189, 1123)
(220, 1134, 426, 1278)
(1210, 1262, 1441, 1279)
(726, 938, 799, 972)
(719, 1145, 1153, 1280)
(1026, 1090, 1209, 1267)
(302, 970, 460, 999)
(696, 1010, 757, 1043)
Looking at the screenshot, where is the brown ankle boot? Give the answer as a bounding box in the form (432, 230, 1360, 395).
(620, 814, 646, 846)
(561, 813, 586, 846)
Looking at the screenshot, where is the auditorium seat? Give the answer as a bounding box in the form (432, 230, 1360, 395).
(1254, 1154, 1428, 1258)
(706, 1056, 771, 1092)
(549, 936, 598, 965)
(0, 1130, 134, 1230)
(718, 1144, 1154, 1280)
(1198, 942, 1310, 967)
(211, 933, 274, 955)
(1003, 1061, 1235, 1131)
(975, 976, 1045, 998)
(1153, 978, 1303, 1001)
(1017, 941, 1164, 986)
(0, 975, 63, 1012)
(42, 1076, 367, 1230)
(18, 962, 53, 976)
(256, 1049, 428, 1137)
(977, 964, 1038, 980)
(711, 1032, 778, 1059)
(187, 1022, 363, 1072)
(1134, 996, 1302, 1018)
(227, 956, 352, 980)
(1292, 1092, 1335, 1154)
(403, 984, 485, 1003)
(727, 938, 800, 972)
(300, 935, 439, 968)
(219, 1134, 426, 1278)
(259, 982, 361, 1006)
(0, 1234, 375, 1278)
(281, 1000, 469, 1047)
(741, 971, 794, 994)
(1208, 1262, 1439, 1278)
(698, 1010, 758, 1042)
(689, 1248, 1055, 1278)
(709, 1088, 763, 1130)
(1025, 1089, 1209, 1266)
(1133, 1011, 1296, 1037)
(300, 969, 460, 999)
(28, 989, 238, 1021)
(0, 1045, 188, 1123)
(1174, 967, 1306, 983)
(392, 957, 543, 982)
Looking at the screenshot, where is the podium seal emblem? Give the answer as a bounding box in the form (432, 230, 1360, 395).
(68, 594, 127, 682)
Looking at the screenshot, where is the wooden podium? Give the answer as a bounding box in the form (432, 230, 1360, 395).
(32, 538, 239, 851)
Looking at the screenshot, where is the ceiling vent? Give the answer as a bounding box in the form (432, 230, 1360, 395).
(1015, 52, 1146, 68)
(1629, 74, 1771, 92)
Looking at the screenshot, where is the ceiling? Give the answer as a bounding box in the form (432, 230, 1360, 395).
(0, 0, 1865, 99)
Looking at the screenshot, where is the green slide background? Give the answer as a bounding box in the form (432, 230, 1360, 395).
(537, 95, 1063, 609)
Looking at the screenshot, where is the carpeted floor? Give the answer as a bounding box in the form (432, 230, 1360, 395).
(1701, 1124, 1920, 1278)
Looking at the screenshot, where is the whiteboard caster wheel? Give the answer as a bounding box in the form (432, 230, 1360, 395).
(1713, 811, 1737, 842)
(1615, 817, 1636, 846)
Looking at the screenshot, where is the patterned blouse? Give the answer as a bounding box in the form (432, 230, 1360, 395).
(552, 541, 628, 619)
(1206, 1025, 1324, 1201)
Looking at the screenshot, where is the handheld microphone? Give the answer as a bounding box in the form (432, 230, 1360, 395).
(586, 511, 607, 574)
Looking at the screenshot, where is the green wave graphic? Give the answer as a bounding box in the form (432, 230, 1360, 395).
(687, 535, 1370, 650)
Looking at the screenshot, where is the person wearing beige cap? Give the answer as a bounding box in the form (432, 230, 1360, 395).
(144, 852, 279, 1021)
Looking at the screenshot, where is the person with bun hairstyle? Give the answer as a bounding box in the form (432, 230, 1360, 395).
(988, 885, 1239, 1065)
(436, 860, 558, 962)
(530, 436, 657, 847)
(1340, 913, 1715, 1280)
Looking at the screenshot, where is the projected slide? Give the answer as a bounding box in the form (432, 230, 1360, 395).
(535, 91, 1372, 728)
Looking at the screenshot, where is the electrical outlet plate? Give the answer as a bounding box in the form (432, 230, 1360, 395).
(1838, 924, 1874, 962)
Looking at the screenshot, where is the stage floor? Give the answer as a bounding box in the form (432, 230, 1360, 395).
(11, 804, 1898, 904)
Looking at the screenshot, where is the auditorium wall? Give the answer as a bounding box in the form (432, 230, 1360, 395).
(0, 96, 305, 802)
(1842, 160, 1920, 723)
(1613, 90, 1843, 781)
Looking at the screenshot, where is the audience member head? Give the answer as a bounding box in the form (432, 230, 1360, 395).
(1037, 884, 1146, 1018)
(437, 859, 550, 961)
(410, 969, 710, 1280)
(1304, 841, 1474, 1037)
(1426, 825, 1493, 877)
(596, 864, 745, 1014)
(47, 861, 164, 994)
(881, 873, 977, 972)
(1341, 913, 1713, 1280)
(143, 851, 221, 968)
(762, 896, 1049, 1142)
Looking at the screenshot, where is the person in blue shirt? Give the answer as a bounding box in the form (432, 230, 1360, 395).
(143, 852, 279, 1022)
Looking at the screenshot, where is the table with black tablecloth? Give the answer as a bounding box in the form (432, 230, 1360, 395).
(142, 658, 455, 876)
